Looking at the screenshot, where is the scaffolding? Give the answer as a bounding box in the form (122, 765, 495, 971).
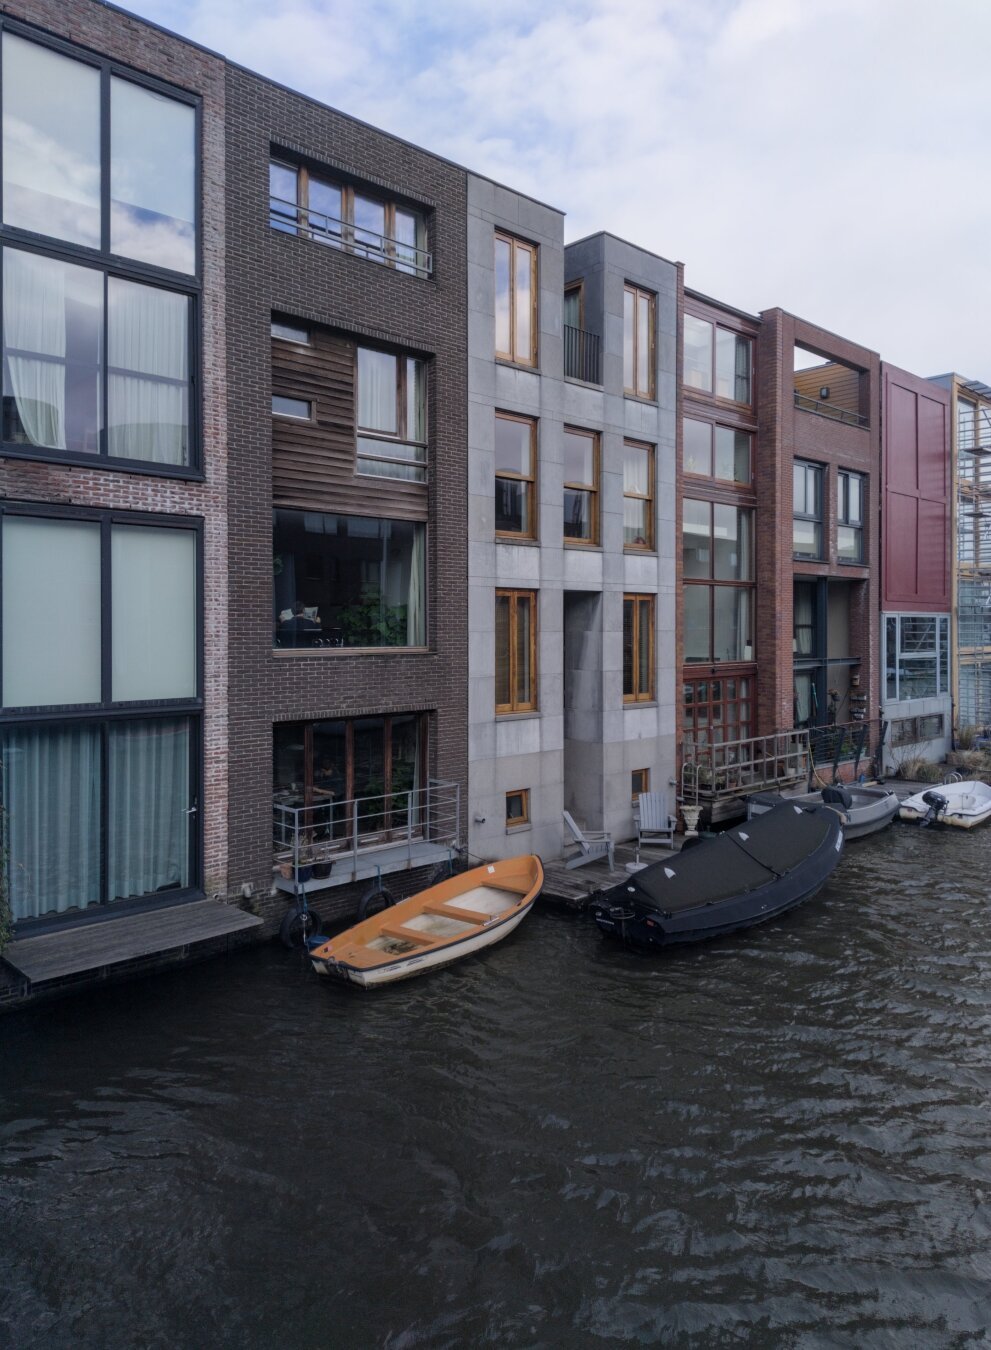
(955, 382, 991, 730)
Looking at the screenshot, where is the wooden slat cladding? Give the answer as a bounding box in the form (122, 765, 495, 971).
(272, 328, 428, 521)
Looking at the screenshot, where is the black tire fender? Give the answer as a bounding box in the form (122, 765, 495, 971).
(280, 904, 322, 949)
(357, 885, 395, 921)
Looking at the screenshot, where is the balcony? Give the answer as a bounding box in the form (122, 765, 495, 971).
(273, 779, 460, 894)
(269, 195, 432, 278)
(564, 324, 602, 384)
(793, 390, 868, 428)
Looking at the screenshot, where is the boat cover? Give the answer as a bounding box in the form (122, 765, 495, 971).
(625, 805, 836, 914)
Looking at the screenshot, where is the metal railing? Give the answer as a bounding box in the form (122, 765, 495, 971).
(269, 195, 432, 277)
(806, 717, 887, 782)
(564, 324, 602, 384)
(273, 779, 460, 888)
(681, 730, 811, 803)
(794, 390, 868, 428)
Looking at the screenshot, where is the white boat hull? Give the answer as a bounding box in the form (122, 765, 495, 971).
(311, 899, 534, 986)
(899, 780, 991, 829)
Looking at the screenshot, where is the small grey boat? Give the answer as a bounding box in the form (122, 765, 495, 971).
(747, 784, 900, 840)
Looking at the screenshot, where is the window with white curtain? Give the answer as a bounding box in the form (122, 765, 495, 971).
(2, 247, 192, 465)
(1, 511, 199, 709)
(356, 346, 427, 481)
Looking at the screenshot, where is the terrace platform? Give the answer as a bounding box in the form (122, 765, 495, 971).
(2, 899, 262, 993)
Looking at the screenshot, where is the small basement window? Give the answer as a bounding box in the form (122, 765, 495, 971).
(506, 789, 530, 827)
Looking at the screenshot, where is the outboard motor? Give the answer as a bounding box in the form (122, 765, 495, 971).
(821, 785, 853, 811)
(920, 790, 948, 827)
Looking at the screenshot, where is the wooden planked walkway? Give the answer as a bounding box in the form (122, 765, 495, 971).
(540, 841, 680, 910)
(3, 900, 262, 986)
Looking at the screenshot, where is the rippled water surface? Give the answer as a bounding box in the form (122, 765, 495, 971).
(5, 825, 991, 1347)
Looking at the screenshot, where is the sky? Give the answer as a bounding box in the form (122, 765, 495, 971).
(124, 0, 991, 380)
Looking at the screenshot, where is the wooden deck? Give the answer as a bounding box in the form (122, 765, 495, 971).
(540, 841, 680, 911)
(2, 899, 262, 987)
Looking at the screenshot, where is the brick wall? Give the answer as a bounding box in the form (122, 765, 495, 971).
(224, 66, 468, 923)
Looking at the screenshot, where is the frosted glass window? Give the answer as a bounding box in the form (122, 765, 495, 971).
(2, 516, 101, 706)
(107, 278, 190, 464)
(2, 34, 100, 247)
(110, 77, 195, 274)
(112, 526, 196, 700)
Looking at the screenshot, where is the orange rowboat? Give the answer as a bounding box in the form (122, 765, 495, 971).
(309, 855, 543, 987)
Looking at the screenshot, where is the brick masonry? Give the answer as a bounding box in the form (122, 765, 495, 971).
(224, 66, 468, 924)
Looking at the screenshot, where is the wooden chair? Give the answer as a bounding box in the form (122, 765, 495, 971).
(562, 810, 615, 870)
(635, 791, 677, 849)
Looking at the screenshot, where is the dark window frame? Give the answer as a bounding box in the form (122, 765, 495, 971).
(682, 415, 753, 488)
(682, 675, 755, 745)
(837, 469, 865, 564)
(793, 459, 824, 560)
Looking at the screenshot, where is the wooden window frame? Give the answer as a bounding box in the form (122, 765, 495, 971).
(269, 160, 429, 277)
(563, 425, 600, 546)
(495, 588, 537, 714)
(631, 768, 650, 802)
(623, 593, 655, 703)
(505, 788, 530, 827)
(495, 411, 537, 540)
(683, 314, 754, 407)
(623, 438, 655, 552)
(682, 417, 753, 488)
(495, 232, 538, 367)
(623, 284, 656, 399)
(682, 675, 754, 745)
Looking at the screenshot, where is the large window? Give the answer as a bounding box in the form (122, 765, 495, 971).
(269, 160, 429, 277)
(793, 460, 823, 559)
(495, 233, 537, 367)
(683, 316, 752, 404)
(885, 615, 950, 701)
(683, 676, 753, 745)
(3, 30, 196, 274)
(683, 500, 754, 664)
(2, 245, 193, 468)
(495, 589, 536, 713)
(838, 470, 864, 563)
(683, 418, 752, 485)
(623, 594, 655, 702)
(356, 346, 427, 481)
(274, 714, 425, 841)
(563, 426, 599, 544)
(623, 285, 655, 399)
(495, 412, 536, 538)
(273, 509, 426, 650)
(623, 439, 654, 550)
(0, 507, 201, 923)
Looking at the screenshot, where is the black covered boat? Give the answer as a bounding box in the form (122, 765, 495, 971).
(590, 802, 844, 948)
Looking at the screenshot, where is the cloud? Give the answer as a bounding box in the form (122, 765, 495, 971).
(129, 0, 991, 376)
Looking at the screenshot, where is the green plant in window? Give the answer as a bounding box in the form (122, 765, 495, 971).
(337, 585, 408, 647)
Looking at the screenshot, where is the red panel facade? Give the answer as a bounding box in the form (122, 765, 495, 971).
(882, 364, 951, 611)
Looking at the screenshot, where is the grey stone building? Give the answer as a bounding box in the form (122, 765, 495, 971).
(466, 174, 680, 862)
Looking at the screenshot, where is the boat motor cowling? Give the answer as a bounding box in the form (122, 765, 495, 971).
(920, 790, 948, 826)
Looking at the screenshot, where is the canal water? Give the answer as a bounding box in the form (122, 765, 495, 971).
(4, 824, 991, 1348)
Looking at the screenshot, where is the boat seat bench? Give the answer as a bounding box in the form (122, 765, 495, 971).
(378, 923, 436, 947)
(423, 902, 488, 925)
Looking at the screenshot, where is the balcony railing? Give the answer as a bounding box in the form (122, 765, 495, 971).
(794, 390, 868, 428)
(269, 195, 432, 278)
(273, 779, 460, 893)
(564, 324, 602, 384)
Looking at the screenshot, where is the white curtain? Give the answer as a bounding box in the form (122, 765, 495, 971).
(407, 525, 425, 645)
(107, 718, 190, 902)
(3, 724, 101, 919)
(108, 279, 188, 463)
(357, 348, 396, 433)
(3, 248, 66, 449)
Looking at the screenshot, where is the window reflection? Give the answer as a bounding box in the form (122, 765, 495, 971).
(110, 78, 196, 274)
(2, 34, 101, 248)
